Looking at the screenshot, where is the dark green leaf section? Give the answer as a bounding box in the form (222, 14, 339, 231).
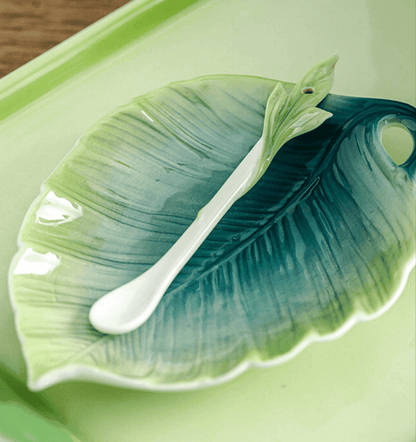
(10, 75, 416, 388)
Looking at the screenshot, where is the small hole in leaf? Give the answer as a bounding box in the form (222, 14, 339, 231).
(381, 125, 414, 165)
(302, 87, 314, 94)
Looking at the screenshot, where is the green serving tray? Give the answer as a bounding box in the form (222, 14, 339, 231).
(1, 0, 414, 441)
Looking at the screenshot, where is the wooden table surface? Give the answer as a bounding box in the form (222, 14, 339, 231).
(0, 0, 131, 79)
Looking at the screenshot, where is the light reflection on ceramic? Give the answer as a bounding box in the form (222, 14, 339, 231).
(8, 71, 416, 392)
(36, 191, 83, 226)
(13, 248, 60, 276)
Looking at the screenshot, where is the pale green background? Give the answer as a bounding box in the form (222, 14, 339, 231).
(0, 0, 415, 441)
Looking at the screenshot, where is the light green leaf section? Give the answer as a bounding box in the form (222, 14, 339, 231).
(0, 403, 82, 442)
(0, 365, 79, 441)
(0, 365, 55, 420)
(250, 56, 337, 188)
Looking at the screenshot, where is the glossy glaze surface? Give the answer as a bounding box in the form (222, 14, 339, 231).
(8, 73, 416, 391)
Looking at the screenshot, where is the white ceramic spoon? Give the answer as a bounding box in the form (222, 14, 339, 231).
(89, 136, 265, 334)
(89, 55, 337, 334)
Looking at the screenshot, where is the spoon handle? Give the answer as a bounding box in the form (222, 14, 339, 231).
(156, 136, 264, 278)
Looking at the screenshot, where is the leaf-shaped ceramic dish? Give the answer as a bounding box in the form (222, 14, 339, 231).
(9, 74, 416, 391)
